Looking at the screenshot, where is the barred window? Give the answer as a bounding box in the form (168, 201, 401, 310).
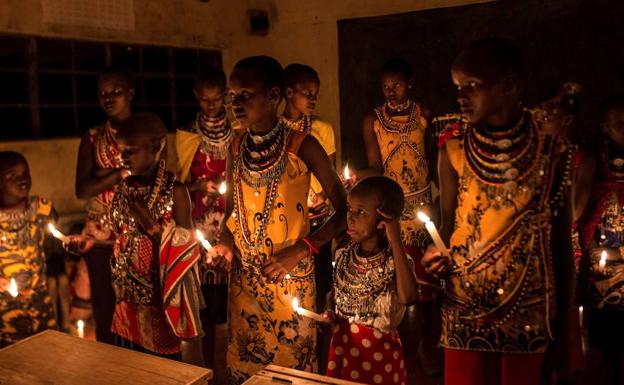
(0, 35, 221, 141)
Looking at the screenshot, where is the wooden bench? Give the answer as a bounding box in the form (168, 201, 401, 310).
(0, 329, 212, 385)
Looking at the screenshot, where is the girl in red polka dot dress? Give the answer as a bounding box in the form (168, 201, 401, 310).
(323, 176, 420, 385)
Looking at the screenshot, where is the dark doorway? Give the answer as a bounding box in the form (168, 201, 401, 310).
(338, 0, 624, 167)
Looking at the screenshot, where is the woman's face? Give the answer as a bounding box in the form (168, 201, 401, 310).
(228, 68, 280, 131)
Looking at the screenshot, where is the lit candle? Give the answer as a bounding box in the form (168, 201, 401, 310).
(47, 223, 70, 243)
(599, 250, 608, 272)
(77, 320, 85, 338)
(417, 211, 450, 257)
(8, 278, 18, 298)
(218, 181, 227, 195)
(195, 230, 214, 264)
(292, 298, 328, 323)
(578, 306, 584, 328)
(343, 164, 351, 181)
(284, 274, 291, 280)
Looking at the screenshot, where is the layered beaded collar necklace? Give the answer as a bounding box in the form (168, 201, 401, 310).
(280, 114, 312, 134)
(375, 100, 420, 134)
(465, 111, 539, 191)
(0, 198, 36, 248)
(109, 160, 174, 304)
(233, 122, 291, 261)
(334, 242, 394, 318)
(334, 242, 394, 317)
(193, 110, 232, 159)
(387, 99, 412, 113)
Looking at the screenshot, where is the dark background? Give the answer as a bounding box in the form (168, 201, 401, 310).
(338, 0, 624, 167)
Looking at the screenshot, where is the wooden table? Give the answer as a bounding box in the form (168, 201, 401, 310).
(0, 330, 212, 385)
(242, 365, 364, 385)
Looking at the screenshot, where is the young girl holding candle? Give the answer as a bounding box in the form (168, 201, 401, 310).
(0, 151, 57, 347)
(578, 95, 624, 385)
(324, 176, 419, 385)
(209, 56, 346, 384)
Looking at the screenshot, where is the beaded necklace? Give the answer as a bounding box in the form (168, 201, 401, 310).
(193, 110, 232, 160)
(464, 112, 540, 192)
(239, 121, 289, 189)
(280, 114, 312, 134)
(0, 198, 37, 248)
(387, 99, 412, 114)
(109, 160, 175, 305)
(334, 242, 395, 318)
(94, 121, 123, 168)
(232, 124, 291, 263)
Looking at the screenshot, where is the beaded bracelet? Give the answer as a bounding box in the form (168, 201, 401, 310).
(302, 236, 320, 256)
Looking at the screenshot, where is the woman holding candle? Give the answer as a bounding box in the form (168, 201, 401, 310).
(209, 56, 346, 384)
(578, 95, 624, 385)
(175, 66, 232, 371)
(423, 39, 575, 385)
(323, 176, 419, 385)
(74, 67, 134, 345)
(0, 151, 56, 347)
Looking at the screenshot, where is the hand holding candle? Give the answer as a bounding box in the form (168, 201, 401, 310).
(417, 211, 450, 257)
(292, 298, 329, 323)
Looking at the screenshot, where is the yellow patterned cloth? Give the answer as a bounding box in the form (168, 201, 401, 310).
(0, 197, 56, 347)
(225, 131, 316, 385)
(373, 103, 432, 247)
(442, 111, 571, 353)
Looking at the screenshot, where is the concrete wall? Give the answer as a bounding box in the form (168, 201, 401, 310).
(0, 0, 489, 217)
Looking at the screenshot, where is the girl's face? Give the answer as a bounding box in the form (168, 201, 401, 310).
(285, 80, 319, 116)
(1, 162, 31, 203)
(117, 135, 163, 176)
(228, 68, 280, 130)
(346, 193, 381, 243)
(603, 108, 624, 148)
(194, 85, 225, 119)
(381, 72, 410, 106)
(98, 76, 134, 121)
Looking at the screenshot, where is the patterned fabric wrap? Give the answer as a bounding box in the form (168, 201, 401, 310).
(326, 318, 407, 385)
(441, 111, 572, 353)
(0, 197, 56, 347)
(372, 103, 432, 248)
(225, 131, 316, 385)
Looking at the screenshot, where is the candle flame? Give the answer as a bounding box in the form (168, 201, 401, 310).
(285, 274, 291, 280)
(77, 320, 84, 330)
(47, 223, 66, 240)
(343, 164, 351, 180)
(195, 230, 213, 251)
(8, 278, 18, 298)
(600, 250, 608, 267)
(218, 182, 227, 195)
(291, 297, 300, 311)
(416, 211, 431, 223)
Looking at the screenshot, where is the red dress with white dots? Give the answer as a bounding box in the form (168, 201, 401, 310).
(326, 243, 408, 385)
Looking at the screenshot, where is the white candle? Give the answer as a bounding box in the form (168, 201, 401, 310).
(8, 278, 18, 298)
(218, 181, 227, 195)
(291, 298, 327, 323)
(599, 250, 608, 272)
(77, 320, 85, 338)
(417, 211, 450, 257)
(343, 164, 351, 181)
(47, 223, 70, 243)
(195, 229, 214, 264)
